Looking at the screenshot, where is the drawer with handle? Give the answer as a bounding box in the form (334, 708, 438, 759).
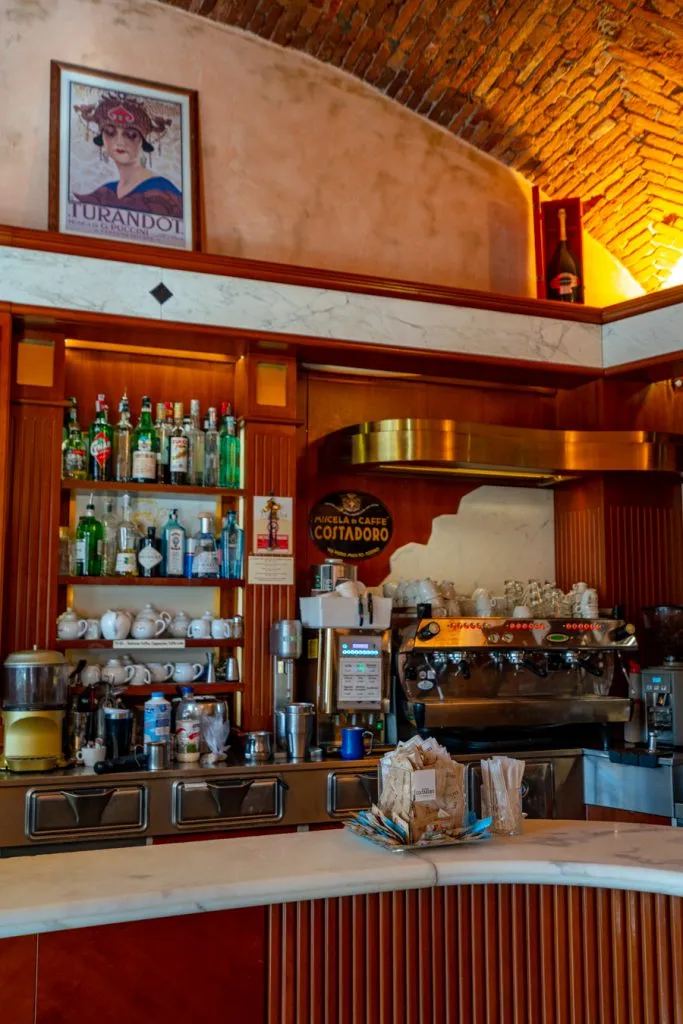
(172, 776, 286, 830)
(327, 770, 378, 818)
(26, 785, 148, 841)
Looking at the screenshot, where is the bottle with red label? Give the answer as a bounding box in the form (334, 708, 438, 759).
(545, 207, 582, 303)
(88, 394, 113, 481)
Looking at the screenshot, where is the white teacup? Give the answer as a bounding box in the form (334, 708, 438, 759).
(84, 618, 101, 640)
(172, 662, 204, 683)
(80, 663, 101, 686)
(148, 662, 174, 682)
(512, 605, 531, 618)
(77, 743, 106, 767)
(211, 618, 229, 639)
(125, 663, 152, 686)
(189, 618, 212, 639)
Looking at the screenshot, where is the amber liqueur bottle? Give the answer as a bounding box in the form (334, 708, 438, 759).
(545, 207, 582, 303)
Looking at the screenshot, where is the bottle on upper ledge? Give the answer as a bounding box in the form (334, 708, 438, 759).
(101, 497, 118, 577)
(75, 493, 103, 576)
(546, 207, 582, 303)
(203, 406, 219, 488)
(113, 389, 133, 483)
(192, 515, 220, 579)
(62, 397, 87, 480)
(88, 394, 113, 482)
(130, 395, 159, 484)
(220, 511, 244, 580)
(161, 508, 186, 577)
(156, 401, 172, 484)
(218, 402, 240, 490)
(114, 493, 140, 577)
(169, 402, 189, 485)
(138, 526, 163, 578)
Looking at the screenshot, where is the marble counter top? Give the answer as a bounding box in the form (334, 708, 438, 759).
(2, 820, 683, 939)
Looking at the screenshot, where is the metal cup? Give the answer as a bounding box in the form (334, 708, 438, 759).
(224, 656, 240, 682)
(145, 740, 169, 771)
(244, 731, 272, 762)
(284, 703, 315, 761)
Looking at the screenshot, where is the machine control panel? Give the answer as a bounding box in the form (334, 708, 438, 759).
(337, 635, 383, 709)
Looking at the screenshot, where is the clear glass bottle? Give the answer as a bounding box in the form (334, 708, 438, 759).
(62, 397, 87, 480)
(114, 493, 140, 576)
(218, 402, 240, 489)
(156, 401, 172, 484)
(138, 526, 162, 578)
(161, 508, 186, 577)
(75, 494, 103, 576)
(113, 390, 133, 483)
(169, 402, 189, 486)
(131, 396, 158, 484)
(192, 515, 220, 579)
(101, 497, 118, 577)
(175, 687, 201, 763)
(187, 399, 204, 487)
(203, 406, 219, 488)
(220, 511, 244, 580)
(88, 394, 113, 482)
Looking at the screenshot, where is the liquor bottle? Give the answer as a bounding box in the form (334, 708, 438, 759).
(161, 508, 186, 577)
(156, 402, 172, 484)
(218, 402, 240, 489)
(100, 497, 118, 576)
(203, 407, 219, 488)
(88, 394, 113, 481)
(546, 208, 582, 303)
(188, 399, 204, 487)
(169, 402, 189, 486)
(131, 396, 158, 483)
(114, 493, 140, 576)
(192, 515, 220, 579)
(220, 511, 244, 580)
(75, 494, 103, 576)
(113, 390, 133, 483)
(138, 526, 162, 578)
(62, 398, 87, 480)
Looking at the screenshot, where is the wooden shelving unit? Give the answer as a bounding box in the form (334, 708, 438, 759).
(54, 638, 244, 650)
(70, 682, 244, 697)
(58, 576, 243, 587)
(62, 480, 244, 498)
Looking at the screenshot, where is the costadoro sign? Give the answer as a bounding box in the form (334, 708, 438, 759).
(309, 491, 393, 561)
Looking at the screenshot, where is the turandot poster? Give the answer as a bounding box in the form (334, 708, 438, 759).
(49, 62, 201, 250)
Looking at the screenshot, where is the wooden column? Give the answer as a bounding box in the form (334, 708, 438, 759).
(0, 311, 12, 655)
(237, 351, 298, 731)
(555, 473, 683, 622)
(2, 328, 65, 656)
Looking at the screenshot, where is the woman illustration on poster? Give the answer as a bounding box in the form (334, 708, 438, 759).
(73, 92, 183, 218)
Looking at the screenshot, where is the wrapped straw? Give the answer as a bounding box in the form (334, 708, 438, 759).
(480, 756, 524, 835)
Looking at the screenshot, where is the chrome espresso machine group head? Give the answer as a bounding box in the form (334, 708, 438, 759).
(397, 617, 637, 739)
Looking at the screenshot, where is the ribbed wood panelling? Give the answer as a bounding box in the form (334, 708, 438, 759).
(605, 497, 683, 617)
(4, 403, 62, 654)
(268, 884, 683, 1024)
(242, 421, 297, 731)
(0, 314, 12, 655)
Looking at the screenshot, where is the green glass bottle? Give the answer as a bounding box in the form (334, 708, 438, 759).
(62, 397, 87, 480)
(218, 402, 240, 489)
(75, 494, 103, 576)
(131, 395, 159, 484)
(88, 394, 113, 482)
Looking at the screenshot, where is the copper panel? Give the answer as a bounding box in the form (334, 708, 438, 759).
(267, 885, 683, 1024)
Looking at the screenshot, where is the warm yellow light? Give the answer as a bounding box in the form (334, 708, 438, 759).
(668, 254, 683, 287)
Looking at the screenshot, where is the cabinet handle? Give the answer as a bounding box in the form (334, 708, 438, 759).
(60, 788, 114, 828)
(206, 779, 254, 817)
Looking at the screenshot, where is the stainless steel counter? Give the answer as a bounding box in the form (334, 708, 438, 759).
(583, 748, 683, 820)
(0, 748, 584, 855)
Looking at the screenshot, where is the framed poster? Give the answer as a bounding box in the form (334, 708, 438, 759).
(49, 61, 201, 250)
(253, 495, 293, 554)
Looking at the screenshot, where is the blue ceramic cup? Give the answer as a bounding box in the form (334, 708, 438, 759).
(340, 726, 374, 760)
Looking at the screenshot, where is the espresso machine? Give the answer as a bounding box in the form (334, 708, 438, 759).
(303, 626, 393, 753)
(397, 617, 637, 751)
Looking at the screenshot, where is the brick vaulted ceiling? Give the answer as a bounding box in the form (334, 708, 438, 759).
(164, 0, 683, 292)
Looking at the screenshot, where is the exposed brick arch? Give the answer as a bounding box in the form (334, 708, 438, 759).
(161, 0, 683, 292)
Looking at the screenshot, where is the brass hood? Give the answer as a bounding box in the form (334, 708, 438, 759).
(320, 419, 683, 486)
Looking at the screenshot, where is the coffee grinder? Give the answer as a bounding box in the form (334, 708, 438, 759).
(270, 620, 303, 756)
(2, 648, 69, 771)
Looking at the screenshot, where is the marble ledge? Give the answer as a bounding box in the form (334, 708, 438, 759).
(2, 821, 683, 939)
